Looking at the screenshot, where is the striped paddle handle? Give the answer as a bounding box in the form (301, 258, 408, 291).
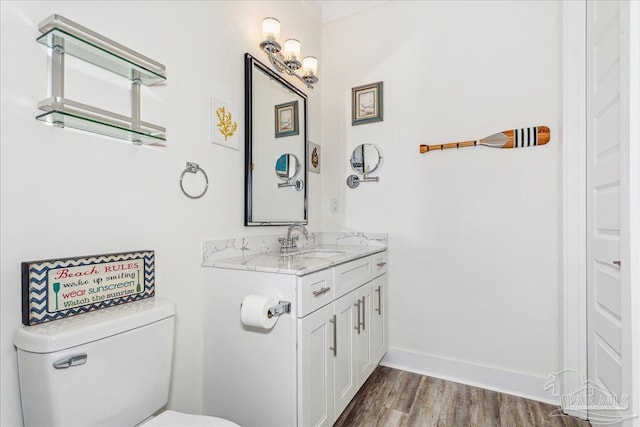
(420, 140, 477, 153)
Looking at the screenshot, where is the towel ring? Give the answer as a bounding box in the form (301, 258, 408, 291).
(180, 162, 208, 199)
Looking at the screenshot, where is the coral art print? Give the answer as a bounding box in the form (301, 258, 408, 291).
(211, 98, 240, 150)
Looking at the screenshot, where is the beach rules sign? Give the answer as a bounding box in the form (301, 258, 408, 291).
(22, 250, 155, 325)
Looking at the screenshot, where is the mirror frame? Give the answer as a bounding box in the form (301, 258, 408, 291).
(244, 53, 308, 226)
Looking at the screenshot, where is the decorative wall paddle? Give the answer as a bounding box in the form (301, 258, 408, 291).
(419, 126, 550, 153)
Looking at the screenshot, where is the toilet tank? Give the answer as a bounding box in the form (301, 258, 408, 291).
(15, 297, 176, 427)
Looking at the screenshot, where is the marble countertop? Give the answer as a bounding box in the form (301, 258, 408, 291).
(202, 244, 386, 276)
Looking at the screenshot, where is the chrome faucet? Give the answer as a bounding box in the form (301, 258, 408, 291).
(279, 224, 309, 254)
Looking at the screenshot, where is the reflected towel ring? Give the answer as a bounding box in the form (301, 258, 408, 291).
(180, 162, 209, 199)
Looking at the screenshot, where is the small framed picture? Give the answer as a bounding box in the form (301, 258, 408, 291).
(308, 141, 321, 174)
(275, 100, 299, 138)
(352, 81, 383, 126)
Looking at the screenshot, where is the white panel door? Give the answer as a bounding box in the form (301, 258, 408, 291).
(333, 292, 357, 417)
(586, 1, 632, 424)
(355, 283, 374, 387)
(371, 275, 387, 364)
(298, 303, 335, 427)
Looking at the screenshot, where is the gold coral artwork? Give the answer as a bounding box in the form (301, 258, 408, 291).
(211, 98, 240, 150)
(216, 106, 238, 141)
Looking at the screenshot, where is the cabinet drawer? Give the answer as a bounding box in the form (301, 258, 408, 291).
(298, 269, 334, 317)
(372, 252, 388, 278)
(333, 256, 372, 299)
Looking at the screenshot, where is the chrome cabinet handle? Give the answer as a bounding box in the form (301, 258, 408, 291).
(354, 300, 361, 334)
(375, 286, 382, 315)
(329, 315, 337, 357)
(53, 353, 87, 369)
(312, 287, 331, 297)
(360, 297, 366, 330)
(613, 260, 621, 267)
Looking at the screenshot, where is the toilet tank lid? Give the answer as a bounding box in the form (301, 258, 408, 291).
(15, 297, 176, 353)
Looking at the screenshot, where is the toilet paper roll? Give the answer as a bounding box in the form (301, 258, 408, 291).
(240, 294, 280, 329)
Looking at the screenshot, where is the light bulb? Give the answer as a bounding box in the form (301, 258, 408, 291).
(302, 56, 318, 78)
(284, 39, 301, 70)
(284, 39, 301, 62)
(262, 17, 280, 43)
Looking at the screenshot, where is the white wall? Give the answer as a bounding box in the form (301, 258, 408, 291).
(321, 0, 562, 399)
(0, 2, 321, 426)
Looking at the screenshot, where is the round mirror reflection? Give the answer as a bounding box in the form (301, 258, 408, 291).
(350, 144, 382, 175)
(293, 178, 305, 192)
(346, 174, 360, 189)
(275, 153, 300, 180)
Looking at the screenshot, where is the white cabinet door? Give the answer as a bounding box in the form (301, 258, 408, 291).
(333, 292, 357, 417)
(354, 283, 374, 387)
(371, 275, 387, 364)
(333, 280, 383, 417)
(298, 303, 335, 427)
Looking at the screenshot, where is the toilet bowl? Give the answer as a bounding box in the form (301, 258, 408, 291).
(15, 297, 240, 427)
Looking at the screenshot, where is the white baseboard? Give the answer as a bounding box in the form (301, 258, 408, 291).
(380, 347, 559, 405)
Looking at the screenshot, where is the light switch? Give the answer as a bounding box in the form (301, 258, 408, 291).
(330, 198, 339, 213)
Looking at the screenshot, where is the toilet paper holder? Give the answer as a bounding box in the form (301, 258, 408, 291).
(267, 301, 291, 318)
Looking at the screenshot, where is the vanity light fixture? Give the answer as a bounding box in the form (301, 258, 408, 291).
(259, 17, 319, 89)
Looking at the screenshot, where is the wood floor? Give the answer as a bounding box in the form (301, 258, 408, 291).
(333, 366, 591, 427)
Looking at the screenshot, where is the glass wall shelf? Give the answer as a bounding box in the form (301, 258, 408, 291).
(37, 29, 165, 85)
(35, 15, 166, 145)
(37, 15, 166, 85)
(37, 97, 166, 145)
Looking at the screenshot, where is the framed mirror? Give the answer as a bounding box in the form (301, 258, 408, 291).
(245, 53, 308, 226)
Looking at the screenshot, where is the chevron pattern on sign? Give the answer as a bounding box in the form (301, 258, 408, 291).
(22, 250, 155, 326)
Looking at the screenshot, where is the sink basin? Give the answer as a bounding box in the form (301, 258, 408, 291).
(294, 249, 348, 259)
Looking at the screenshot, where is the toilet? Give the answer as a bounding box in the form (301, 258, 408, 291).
(14, 297, 239, 427)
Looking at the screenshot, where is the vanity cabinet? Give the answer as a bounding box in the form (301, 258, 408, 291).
(203, 250, 387, 427)
(297, 252, 387, 426)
